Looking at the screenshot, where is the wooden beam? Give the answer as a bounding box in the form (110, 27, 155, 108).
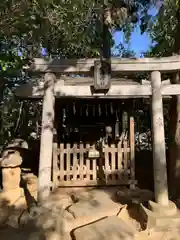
(54, 84, 180, 97)
(151, 71, 169, 207)
(63, 76, 140, 85)
(161, 85, 180, 95)
(141, 79, 171, 85)
(15, 83, 151, 98)
(15, 82, 180, 98)
(55, 85, 152, 97)
(130, 115, 135, 189)
(38, 73, 55, 202)
(25, 55, 180, 73)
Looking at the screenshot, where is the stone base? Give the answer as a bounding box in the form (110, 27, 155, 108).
(0, 188, 26, 228)
(2, 167, 21, 191)
(139, 200, 180, 229)
(148, 200, 177, 216)
(0, 187, 24, 205)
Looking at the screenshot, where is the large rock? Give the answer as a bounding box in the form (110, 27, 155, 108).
(116, 188, 153, 204)
(67, 189, 123, 228)
(19, 203, 73, 240)
(72, 216, 136, 240)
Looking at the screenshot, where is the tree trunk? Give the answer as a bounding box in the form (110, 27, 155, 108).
(168, 3, 180, 198)
(0, 77, 6, 102)
(168, 80, 180, 197)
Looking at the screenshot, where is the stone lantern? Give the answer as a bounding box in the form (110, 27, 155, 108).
(0, 150, 22, 192)
(0, 139, 28, 203)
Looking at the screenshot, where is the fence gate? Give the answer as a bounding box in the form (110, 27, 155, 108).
(52, 116, 136, 188)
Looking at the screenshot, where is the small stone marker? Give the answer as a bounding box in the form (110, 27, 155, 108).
(72, 216, 136, 240)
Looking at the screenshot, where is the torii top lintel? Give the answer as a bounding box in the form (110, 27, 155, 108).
(24, 55, 180, 74)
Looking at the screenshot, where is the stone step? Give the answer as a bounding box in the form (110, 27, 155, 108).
(72, 216, 136, 240)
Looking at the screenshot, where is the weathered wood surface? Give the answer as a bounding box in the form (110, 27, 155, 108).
(55, 85, 152, 97)
(15, 82, 180, 98)
(52, 141, 58, 189)
(15, 76, 141, 97)
(52, 139, 136, 187)
(63, 76, 140, 85)
(25, 56, 180, 73)
(130, 116, 135, 189)
(38, 73, 55, 202)
(141, 79, 171, 85)
(151, 71, 169, 207)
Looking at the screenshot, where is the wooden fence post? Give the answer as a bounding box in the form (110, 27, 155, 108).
(151, 71, 169, 206)
(130, 115, 135, 189)
(38, 73, 55, 202)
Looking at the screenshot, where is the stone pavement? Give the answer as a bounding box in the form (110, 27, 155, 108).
(1, 187, 180, 240)
(72, 216, 136, 240)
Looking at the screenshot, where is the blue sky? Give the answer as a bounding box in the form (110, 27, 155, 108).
(113, 27, 152, 57)
(113, 5, 159, 57)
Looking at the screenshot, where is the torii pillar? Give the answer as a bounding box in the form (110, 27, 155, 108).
(38, 73, 56, 202)
(140, 71, 178, 228)
(151, 71, 169, 206)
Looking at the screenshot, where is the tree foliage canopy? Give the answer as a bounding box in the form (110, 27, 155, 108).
(0, 0, 154, 63)
(147, 0, 176, 57)
(0, 0, 157, 150)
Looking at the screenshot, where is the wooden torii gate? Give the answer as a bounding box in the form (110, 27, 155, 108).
(19, 56, 180, 207)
